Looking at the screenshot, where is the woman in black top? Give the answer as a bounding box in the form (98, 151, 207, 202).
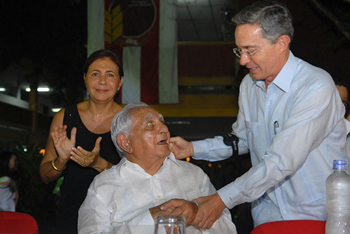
(40, 49, 123, 234)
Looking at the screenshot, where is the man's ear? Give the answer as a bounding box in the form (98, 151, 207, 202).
(117, 134, 132, 153)
(277, 35, 291, 52)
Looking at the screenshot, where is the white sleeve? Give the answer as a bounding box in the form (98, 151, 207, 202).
(78, 184, 155, 234)
(194, 166, 237, 234)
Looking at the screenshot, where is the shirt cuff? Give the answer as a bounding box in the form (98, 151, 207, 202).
(217, 182, 241, 209)
(192, 140, 210, 160)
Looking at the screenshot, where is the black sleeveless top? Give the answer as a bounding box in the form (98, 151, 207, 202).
(55, 105, 120, 234)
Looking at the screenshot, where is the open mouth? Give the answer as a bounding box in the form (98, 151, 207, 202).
(248, 66, 258, 72)
(158, 139, 168, 145)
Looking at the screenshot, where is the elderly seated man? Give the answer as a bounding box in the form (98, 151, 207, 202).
(78, 102, 237, 234)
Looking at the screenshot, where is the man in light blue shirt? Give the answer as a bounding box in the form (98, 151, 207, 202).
(164, 0, 349, 229)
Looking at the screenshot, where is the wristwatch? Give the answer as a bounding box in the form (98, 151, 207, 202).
(223, 133, 239, 157)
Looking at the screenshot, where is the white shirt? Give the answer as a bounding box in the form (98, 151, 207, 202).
(346, 133, 350, 159)
(192, 52, 349, 227)
(78, 153, 237, 234)
(0, 176, 17, 212)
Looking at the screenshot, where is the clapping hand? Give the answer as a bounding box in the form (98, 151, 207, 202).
(70, 137, 102, 167)
(52, 125, 76, 161)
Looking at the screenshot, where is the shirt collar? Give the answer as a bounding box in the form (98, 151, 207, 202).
(118, 152, 180, 176)
(166, 152, 181, 166)
(272, 51, 297, 93)
(254, 51, 297, 93)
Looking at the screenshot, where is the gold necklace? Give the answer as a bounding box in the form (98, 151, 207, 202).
(88, 103, 116, 117)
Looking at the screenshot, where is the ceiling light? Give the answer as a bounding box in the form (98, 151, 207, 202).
(0, 88, 5, 92)
(38, 87, 50, 92)
(51, 108, 62, 113)
(26, 87, 50, 92)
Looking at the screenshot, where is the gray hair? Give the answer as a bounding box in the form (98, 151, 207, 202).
(111, 102, 149, 157)
(232, 1, 294, 44)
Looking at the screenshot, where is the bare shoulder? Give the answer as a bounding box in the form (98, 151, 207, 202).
(77, 101, 89, 113)
(50, 108, 66, 128)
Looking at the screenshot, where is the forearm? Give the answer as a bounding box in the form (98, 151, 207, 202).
(40, 157, 67, 183)
(192, 137, 232, 161)
(90, 156, 112, 173)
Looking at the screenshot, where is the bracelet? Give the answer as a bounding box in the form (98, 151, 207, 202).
(52, 159, 66, 172)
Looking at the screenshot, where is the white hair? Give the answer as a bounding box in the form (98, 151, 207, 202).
(110, 102, 149, 157)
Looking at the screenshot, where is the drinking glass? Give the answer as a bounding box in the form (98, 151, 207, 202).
(154, 215, 186, 234)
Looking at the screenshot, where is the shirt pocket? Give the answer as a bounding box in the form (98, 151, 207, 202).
(245, 120, 269, 163)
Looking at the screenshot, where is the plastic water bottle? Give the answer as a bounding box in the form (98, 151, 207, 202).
(326, 160, 350, 234)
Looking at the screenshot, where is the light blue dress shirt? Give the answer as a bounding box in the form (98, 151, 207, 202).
(192, 52, 349, 227)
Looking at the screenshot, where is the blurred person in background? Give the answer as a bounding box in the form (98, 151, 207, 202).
(40, 49, 124, 234)
(0, 151, 18, 211)
(334, 78, 350, 159)
(334, 78, 350, 121)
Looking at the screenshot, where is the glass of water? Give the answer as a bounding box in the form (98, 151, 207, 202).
(154, 215, 186, 234)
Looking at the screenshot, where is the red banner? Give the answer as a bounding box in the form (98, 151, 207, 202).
(104, 0, 160, 104)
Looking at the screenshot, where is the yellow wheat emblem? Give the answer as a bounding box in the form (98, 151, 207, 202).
(105, 5, 123, 45)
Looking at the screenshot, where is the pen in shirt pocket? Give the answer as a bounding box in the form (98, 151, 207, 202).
(274, 121, 279, 135)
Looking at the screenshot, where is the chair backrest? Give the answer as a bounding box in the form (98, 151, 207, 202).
(251, 220, 326, 234)
(0, 211, 38, 234)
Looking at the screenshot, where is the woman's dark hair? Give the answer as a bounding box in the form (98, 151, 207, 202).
(0, 151, 15, 177)
(82, 49, 124, 77)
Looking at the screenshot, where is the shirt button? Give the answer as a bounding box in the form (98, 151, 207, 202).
(267, 102, 270, 105)
(283, 210, 287, 214)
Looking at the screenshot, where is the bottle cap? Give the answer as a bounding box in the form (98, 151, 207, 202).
(333, 160, 347, 170)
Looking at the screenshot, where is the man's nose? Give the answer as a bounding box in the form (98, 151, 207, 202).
(160, 123, 169, 134)
(239, 54, 251, 66)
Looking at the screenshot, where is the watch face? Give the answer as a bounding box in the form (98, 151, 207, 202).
(223, 133, 236, 146)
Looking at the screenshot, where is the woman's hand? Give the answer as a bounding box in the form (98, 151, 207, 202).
(52, 125, 76, 161)
(70, 137, 102, 167)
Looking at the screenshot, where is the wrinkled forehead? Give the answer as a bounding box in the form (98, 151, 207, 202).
(145, 113, 164, 121)
(235, 24, 264, 46)
(130, 107, 163, 123)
